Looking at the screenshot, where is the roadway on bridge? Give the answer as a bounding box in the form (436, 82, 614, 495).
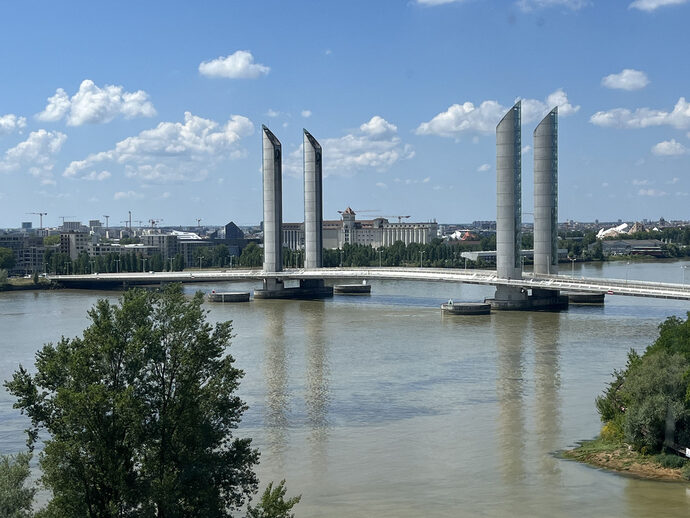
(48, 267, 690, 301)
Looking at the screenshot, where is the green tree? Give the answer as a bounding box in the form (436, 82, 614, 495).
(5, 284, 259, 517)
(247, 480, 301, 518)
(0, 247, 16, 270)
(0, 452, 35, 518)
(43, 235, 60, 246)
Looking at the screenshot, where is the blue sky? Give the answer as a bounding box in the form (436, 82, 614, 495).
(0, 0, 688, 228)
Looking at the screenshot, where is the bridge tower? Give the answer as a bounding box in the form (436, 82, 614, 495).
(533, 107, 558, 275)
(262, 125, 283, 283)
(303, 129, 323, 269)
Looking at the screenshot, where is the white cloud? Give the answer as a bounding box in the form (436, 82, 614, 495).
(652, 138, 688, 156)
(517, 0, 589, 11)
(198, 50, 270, 79)
(477, 163, 491, 172)
(0, 114, 27, 135)
(602, 69, 650, 91)
(522, 145, 532, 154)
(632, 178, 652, 185)
(301, 110, 312, 118)
(266, 109, 280, 118)
(360, 115, 398, 139)
(82, 170, 111, 181)
(677, 191, 689, 196)
(285, 116, 413, 177)
(638, 188, 668, 197)
(0, 129, 67, 184)
(64, 112, 254, 183)
(590, 97, 690, 129)
(113, 190, 143, 200)
(36, 79, 156, 126)
(376, 182, 388, 189)
(423, 176, 431, 183)
(417, 89, 578, 138)
(629, 0, 688, 11)
(668, 177, 680, 184)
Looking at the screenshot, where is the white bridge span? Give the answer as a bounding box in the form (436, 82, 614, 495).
(49, 267, 690, 301)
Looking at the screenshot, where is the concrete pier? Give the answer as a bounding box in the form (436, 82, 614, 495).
(534, 108, 558, 276)
(493, 102, 528, 307)
(262, 125, 283, 278)
(254, 279, 333, 300)
(303, 129, 323, 269)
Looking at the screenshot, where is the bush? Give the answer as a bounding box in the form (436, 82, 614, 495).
(654, 452, 687, 469)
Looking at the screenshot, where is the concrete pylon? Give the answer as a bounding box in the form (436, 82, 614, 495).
(496, 101, 522, 280)
(262, 125, 282, 274)
(303, 129, 323, 269)
(533, 107, 558, 275)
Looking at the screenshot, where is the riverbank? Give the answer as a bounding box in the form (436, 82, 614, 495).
(564, 437, 689, 482)
(0, 279, 55, 292)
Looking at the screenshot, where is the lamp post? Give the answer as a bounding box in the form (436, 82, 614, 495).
(625, 261, 631, 284)
(142, 257, 148, 272)
(682, 265, 688, 284)
(569, 256, 576, 279)
(115, 259, 120, 273)
(377, 249, 383, 267)
(340, 249, 344, 267)
(419, 250, 425, 268)
(168, 257, 173, 272)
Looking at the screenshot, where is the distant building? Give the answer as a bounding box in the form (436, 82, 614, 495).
(21, 222, 32, 231)
(282, 207, 438, 250)
(62, 221, 83, 232)
(60, 232, 91, 260)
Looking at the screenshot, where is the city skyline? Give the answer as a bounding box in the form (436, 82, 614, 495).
(1, 0, 689, 228)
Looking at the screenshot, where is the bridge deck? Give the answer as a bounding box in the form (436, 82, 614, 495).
(47, 267, 690, 301)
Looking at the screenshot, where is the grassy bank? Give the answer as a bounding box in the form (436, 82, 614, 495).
(564, 437, 690, 482)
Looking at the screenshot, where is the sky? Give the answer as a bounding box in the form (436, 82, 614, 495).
(0, 0, 689, 228)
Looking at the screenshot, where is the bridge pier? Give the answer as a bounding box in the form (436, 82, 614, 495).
(254, 277, 333, 300)
(486, 286, 568, 311)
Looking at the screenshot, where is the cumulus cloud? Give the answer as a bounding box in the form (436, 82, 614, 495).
(114, 190, 143, 200)
(301, 110, 312, 118)
(36, 79, 156, 126)
(652, 138, 688, 156)
(590, 97, 690, 129)
(266, 109, 280, 118)
(632, 179, 651, 186)
(376, 182, 388, 189)
(198, 50, 270, 79)
(82, 170, 111, 181)
(517, 0, 589, 11)
(0, 114, 27, 135)
(638, 188, 668, 196)
(602, 69, 649, 91)
(629, 0, 688, 11)
(522, 145, 532, 154)
(64, 112, 254, 183)
(360, 115, 398, 139)
(477, 163, 491, 172)
(417, 89, 578, 138)
(0, 129, 67, 184)
(285, 115, 413, 177)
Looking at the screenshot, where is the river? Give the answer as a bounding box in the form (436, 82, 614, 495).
(2, 260, 690, 516)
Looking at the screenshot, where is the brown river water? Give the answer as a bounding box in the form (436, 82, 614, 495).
(2, 260, 690, 516)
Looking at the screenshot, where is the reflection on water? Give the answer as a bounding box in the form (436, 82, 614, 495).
(262, 301, 289, 469)
(301, 301, 330, 476)
(533, 312, 562, 481)
(495, 313, 527, 486)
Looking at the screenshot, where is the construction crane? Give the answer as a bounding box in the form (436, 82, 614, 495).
(133, 220, 144, 228)
(196, 218, 202, 228)
(27, 212, 47, 229)
(59, 216, 75, 226)
(149, 218, 162, 228)
(384, 215, 411, 223)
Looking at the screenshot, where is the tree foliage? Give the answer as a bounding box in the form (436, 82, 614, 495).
(246, 480, 301, 518)
(0, 452, 35, 518)
(0, 246, 16, 270)
(5, 284, 259, 517)
(596, 312, 690, 453)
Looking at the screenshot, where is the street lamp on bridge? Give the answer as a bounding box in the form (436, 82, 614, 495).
(419, 250, 425, 268)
